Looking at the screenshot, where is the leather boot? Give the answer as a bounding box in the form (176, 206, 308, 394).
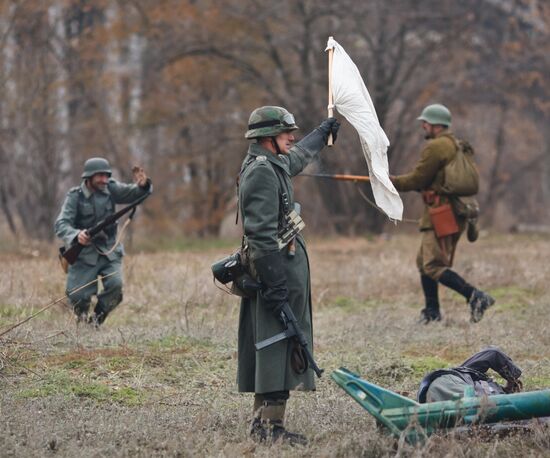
(87, 302, 108, 328)
(251, 399, 308, 446)
(439, 270, 494, 322)
(418, 275, 441, 323)
(468, 289, 495, 323)
(438, 269, 474, 300)
(73, 300, 91, 324)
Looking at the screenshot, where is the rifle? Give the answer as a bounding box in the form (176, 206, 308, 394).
(62, 192, 150, 265)
(300, 173, 371, 183)
(255, 302, 324, 378)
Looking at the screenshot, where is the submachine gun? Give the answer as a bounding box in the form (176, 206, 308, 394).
(61, 192, 151, 265)
(255, 302, 324, 378)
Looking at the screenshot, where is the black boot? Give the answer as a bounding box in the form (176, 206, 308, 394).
(439, 269, 475, 300)
(439, 270, 494, 322)
(88, 303, 108, 328)
(469, 289, 495, 323)
(250, 398, 308, 446)
(73, 300, 90, 324)
(271, 424, 308, 446)
(419, 275, 441, 323)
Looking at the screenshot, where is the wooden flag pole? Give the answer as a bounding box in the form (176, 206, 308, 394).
(327, 36, 334, 146)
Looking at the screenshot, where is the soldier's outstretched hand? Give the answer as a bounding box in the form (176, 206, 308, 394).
(318, 117, 341, 144)
(132, 165, 148, 187)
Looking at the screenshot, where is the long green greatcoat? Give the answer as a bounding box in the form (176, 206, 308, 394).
(392, 130, 463, 230)
(237, 142, 319, 394)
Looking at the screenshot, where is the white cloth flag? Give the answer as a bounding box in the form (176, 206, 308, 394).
(326, 37, 403, 221)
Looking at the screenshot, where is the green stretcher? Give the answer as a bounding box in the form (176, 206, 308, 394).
(332, 368, 550, 443)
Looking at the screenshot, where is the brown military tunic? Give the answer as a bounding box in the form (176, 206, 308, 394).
(392, 131, 466, 279)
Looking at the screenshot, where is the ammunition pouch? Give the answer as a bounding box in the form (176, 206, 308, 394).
(211, 248, 261, 298)
(58, 246, 69, 274)
(277, 208, 305, 250)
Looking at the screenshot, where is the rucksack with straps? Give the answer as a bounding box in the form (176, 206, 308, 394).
(441, 139, 479, 197)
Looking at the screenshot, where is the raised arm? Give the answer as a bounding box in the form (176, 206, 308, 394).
(286, 118, 340, 177)
(108, 178, 152, 204)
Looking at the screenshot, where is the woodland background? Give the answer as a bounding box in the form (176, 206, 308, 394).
(0, 0, 549, 241)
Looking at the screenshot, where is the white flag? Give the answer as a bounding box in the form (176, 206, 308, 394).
(326, 37, 403, 221)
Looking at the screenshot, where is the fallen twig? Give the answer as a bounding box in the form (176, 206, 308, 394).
(0, 272, 118, 338)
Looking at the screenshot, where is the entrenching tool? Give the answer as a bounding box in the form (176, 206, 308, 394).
(331, 368, 550, 443)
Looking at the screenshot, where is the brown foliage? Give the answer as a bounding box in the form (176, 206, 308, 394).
(0, 0, 548, 239)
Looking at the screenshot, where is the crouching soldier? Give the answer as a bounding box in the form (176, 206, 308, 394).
(238, 106, 340, 445)
(54, 157, 151, 326)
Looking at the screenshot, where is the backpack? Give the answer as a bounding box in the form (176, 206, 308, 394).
(441, 139, 479, 196)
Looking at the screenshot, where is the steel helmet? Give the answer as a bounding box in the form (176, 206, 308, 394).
(417, 104, 452, 127)
(245, 106, 299, 139)
(81, 157, 112, 179)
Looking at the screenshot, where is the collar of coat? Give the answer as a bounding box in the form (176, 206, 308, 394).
(247, 142, 290, 175)
(80, 180, 112, 199)
(434, 129, 455, 141)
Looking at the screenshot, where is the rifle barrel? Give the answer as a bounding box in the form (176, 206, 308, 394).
(300, 173, 370, 183)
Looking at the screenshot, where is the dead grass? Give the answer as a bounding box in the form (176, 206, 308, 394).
(1, 233, 549, 457)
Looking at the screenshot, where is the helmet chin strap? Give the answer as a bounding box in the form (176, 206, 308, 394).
(270, 137, 282, 155)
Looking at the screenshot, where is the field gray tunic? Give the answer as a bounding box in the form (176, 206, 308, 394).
(237, 141, 320, 394)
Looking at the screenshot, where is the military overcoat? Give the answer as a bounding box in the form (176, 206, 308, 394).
(237, 141, 319, 394)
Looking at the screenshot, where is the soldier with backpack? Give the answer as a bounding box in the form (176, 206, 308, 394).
(391, 104, 495, 324)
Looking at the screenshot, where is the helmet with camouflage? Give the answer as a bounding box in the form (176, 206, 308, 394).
(417, 104, 452, 127)
(245, 106, 299, 139)
(81, 157, 112, 179)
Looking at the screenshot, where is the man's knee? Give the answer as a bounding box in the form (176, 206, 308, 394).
(420, 264, 446, 281)
(102, 273, 123, 295)
(67, 288, 93, 311)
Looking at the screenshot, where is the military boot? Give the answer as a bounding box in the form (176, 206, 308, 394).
(469, 289, 495, 323)
(249, 394, 267, 441)
(418, 275, 442, 324)
(87, 302, 108, 328)
(418, 306, 441, 324)
(73, 301, 91, 324)
(439, 270, 495, 323)
(250, 399, 307, 446)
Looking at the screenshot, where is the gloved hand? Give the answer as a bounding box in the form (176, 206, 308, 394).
(317, 117, 341, 144)
(296, 117, 341, 154)
(253, 252, 288, 316)
(504, 378, 523, 394)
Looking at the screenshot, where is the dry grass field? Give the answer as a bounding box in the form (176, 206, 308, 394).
(1, 232, 550, 457)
